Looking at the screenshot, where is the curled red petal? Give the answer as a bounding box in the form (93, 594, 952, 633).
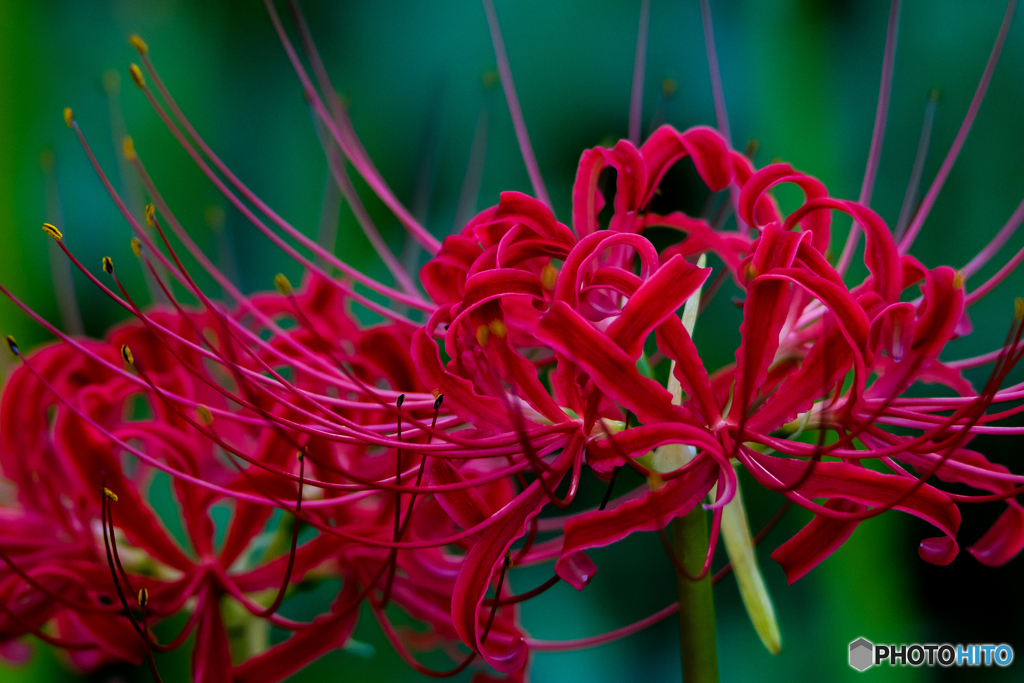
(555, 456, 718, 589)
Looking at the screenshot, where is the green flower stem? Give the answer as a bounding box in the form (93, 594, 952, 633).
(673, 508, 719, 683)
(666, 253, 718, 681)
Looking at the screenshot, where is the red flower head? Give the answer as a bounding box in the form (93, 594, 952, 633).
(3, 1, 1024, 682)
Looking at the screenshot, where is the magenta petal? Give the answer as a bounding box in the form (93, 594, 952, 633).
(426, 458, 493, 530)
(968, 504, 1024, 567)
(411, 328, 513, 432)
(605, 254, 710, 359)
(556, 551, 599, 591)
(919, 536, 959, 565)
(771, 499, 863, 584)
(451, 438, 579, 673)
(192, 589, 233, 683)
(555, 457, 717, 587)
(233, 587, 360, 683)
(535, 302, 687, 425)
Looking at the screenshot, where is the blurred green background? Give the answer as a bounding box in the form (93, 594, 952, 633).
(1, 0, 1023, 680)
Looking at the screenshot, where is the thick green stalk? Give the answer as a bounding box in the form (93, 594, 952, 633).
(673, 510, 719, 683)
(660, 254, 719, 681)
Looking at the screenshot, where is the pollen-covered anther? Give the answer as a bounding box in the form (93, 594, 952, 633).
(488, 319, 508, 338)
(196, 405, 213, 425)
(144, 204, 155, 227)
(5, 336, 18, 356)
(396, 393, 406, 408)
(120, 345, 134, 365)
(953, 271, 965, 290)
(129, 34, 149, 54)
(130, 238, 142, 258)
(102, 69, 120, 95)
(647, 471, 664, 491)
(137, 587, 148, 607)
(128, 64, 146, 89)
(743, 139, 760, 159)
(433, 393, 445, 410)
(1015, 297, 1024, 321)
(102, 256, 114, 274)
(274, 273, 292, 296)
(41, 222, 63, 241)
(475, 325, 489, 346)
(63, 107, 74, 128)
(103, 487, 118, 502)
(481, 69, 499, 88)
(123, 136, 136, 161)
(662, 77, 678, 99)
(540, 264, 558, 290)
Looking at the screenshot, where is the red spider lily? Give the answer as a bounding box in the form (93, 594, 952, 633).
(4, 0, 1024, 681)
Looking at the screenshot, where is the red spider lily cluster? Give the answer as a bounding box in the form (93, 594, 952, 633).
(2, 1, 1024, 681)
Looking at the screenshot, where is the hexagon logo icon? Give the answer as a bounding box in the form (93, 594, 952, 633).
(850, 638, 874, 671)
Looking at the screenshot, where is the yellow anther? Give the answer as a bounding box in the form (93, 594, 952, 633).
(129, 34, 149, 54)
(274, 273, 292, 296)
(144, 204, 155, 227)
(42, 223, 63, 241)
(39, 149, 55, 172)
(743, 139, 760, 159)
(647, 471, 664, 491)
(541, 264, 558, 291)
(103, 487, 119, 502)
(431, 388, 442, 399)
(481, 69, 499, 89)
(128, 64, 145, 89)
(488, 319, 508, 339)
(63, 108, 74, 128)
(196, 405, 214, 425)
(5, 336, 18, 356)
(130, 238, 142, 258)
(102, 256, 114, 274)
(120, 344, 134, 365)
(661, 78, 678, 99)
(137, 587, 148, 607)
(475, 325, 489, 346)
(204, 205, 225, 231)
(953, 271, 965, 290)
(1015, 297, 1024, 321)
(123, 136, 136, 161)
(102, 69, 120, 95)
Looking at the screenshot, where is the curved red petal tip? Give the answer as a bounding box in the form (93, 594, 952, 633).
(918, 536, 958, 565)
(967, 504, 1024, 567)
(554, 551, 598, 591)
(487, 636, 528, 674)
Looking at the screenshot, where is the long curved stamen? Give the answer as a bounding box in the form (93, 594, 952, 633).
(961, 195, 1024, 279)
(837, 0, 901, 275)
(123, 88, 428, 317)
(481, 0, 551, 209)
(380, 394, 406, 607)
(628, 0, 651, 146)
(454, 103, 490, 231)
(898, 0, 1017, 253)
(260, 0, 441, 254)
(894, 90, 940, 241)
(251, 453, 306, 618)
(100, 483, 163, 683)
(40, 158, 83, 335)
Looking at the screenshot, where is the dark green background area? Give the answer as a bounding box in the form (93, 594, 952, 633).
(1, 0, 1022, 681)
